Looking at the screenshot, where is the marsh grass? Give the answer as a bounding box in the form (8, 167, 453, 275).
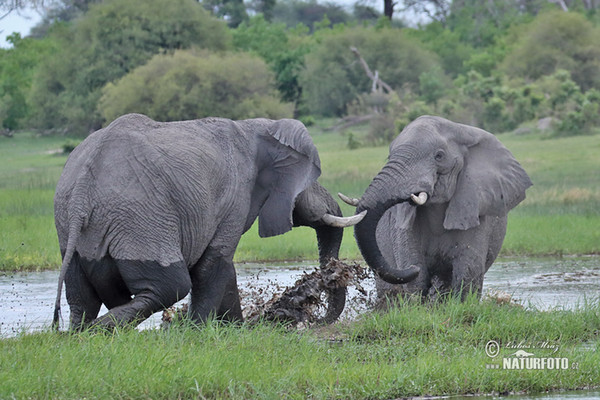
(1, 127, 599, 270)
(1, 296, 598, 399)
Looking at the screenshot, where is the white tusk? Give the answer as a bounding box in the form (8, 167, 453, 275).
(338, 192, 360, 207)
(322, 210, 367, 228)
(411, 192, 428, 205)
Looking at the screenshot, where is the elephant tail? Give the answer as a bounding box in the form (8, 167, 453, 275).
(52, 213, 85, 330)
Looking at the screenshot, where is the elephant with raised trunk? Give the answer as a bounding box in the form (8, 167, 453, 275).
(53, 113, 365, 330)
(346, 116, 532, 301)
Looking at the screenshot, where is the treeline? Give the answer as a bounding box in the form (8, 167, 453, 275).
(1, 0, 600, 138)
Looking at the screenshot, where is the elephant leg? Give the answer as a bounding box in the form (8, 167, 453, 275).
(82, 256, 133, 310)
(188, 249, 242, 324)
(65, 253, 102, 330)
(451, 253, 486, 300)
(90, 259, 191, 329)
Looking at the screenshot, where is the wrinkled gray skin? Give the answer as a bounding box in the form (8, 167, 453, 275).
(54, 113, 352, 330)
(354, 116, 533, 300)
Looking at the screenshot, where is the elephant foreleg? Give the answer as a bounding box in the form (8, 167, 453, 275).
(451, 253, 486, 300)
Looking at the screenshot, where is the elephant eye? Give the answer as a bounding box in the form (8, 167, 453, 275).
(434, 150, 446, 162)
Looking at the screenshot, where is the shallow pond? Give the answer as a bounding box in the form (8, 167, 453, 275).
(1, 257, 599, 337)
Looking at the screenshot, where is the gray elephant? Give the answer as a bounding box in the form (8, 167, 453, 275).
(345, 115, 532, 301)
(53, 113, 364, 330)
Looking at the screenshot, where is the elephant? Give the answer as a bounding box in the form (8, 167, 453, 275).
(52, 113, 365, 330)
(345, 115, 532, 301)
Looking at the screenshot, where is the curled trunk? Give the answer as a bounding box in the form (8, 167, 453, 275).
(354, 167, 420, 284)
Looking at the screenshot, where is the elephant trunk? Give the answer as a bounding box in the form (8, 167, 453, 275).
(354, 165, 420, 284)
(315, 224, 342, 266)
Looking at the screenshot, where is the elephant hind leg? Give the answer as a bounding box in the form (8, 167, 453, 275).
(90, 259, 191, 330)
(65, 252, 102, 330)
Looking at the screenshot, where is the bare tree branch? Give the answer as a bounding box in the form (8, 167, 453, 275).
(350, 46, 394, 94)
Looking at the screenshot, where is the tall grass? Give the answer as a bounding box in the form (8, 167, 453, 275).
(1, 297, 598, 399)
(1, 126, 599, 271)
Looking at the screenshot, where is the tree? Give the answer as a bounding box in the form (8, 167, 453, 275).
(29, 0, 102, 38)
(202, 0, 248, 27)
(0, 0, 49, 20)
(28, 0, 230, 135)
(0, 33, 55, 130)
(233, 16, 310, 112)
(98, 49, 293, 123)
(501, 10, 600, 91)
(272, 0, 351, 31)
(300, 26, 443, 117)
(397, 0, 451, 23)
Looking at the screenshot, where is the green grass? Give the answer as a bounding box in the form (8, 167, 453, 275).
(1, 125, 599, 271)
(1, 296, 598, 399)
(0, 133, 67, 270)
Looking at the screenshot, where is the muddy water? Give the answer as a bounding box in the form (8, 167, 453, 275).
(1, 257, 599, 337)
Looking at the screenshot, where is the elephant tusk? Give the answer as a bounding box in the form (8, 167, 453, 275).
(322, 210, 367, 228)
(338, 192, 360, 207)
(411, 192, 428, 205)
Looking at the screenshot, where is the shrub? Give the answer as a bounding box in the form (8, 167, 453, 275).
(62, 140, 81, 154)
(98, 50, 293, 123)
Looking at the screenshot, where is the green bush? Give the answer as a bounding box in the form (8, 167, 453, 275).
(98, 50, 293, 123)
(61, 139, 81, 154)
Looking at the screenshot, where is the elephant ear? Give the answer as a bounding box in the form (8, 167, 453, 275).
(444, 124, 533, 231)
(258, 119, 321, 238)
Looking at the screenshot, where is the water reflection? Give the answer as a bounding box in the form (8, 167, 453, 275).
(1, 257, 599, 337)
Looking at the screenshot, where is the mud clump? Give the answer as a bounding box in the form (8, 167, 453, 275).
(162, 259, 368, 327)
(248, 259, 368, 326)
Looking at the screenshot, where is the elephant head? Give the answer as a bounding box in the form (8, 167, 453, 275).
(352, 115, 532, 286)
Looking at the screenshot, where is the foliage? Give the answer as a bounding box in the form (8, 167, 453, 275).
(300, 25, 443, 117)
(406, 21, 475, 78)
(202, 0, 249, 27)
(272, 0, 352, 31)
(501, 10, 600, 92)
(233, 16, 310, 110)
(61, 139, 81, 154)
(0, 34, 55, 130)
(6, 0, 600, 139)
(446, 0, 541, 48)
(99, 50, 293, 123)
(27, 0, 230, 135)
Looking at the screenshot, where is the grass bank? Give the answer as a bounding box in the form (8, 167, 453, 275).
(1, 125, 599, 271)
(1, 296, 598, 399)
